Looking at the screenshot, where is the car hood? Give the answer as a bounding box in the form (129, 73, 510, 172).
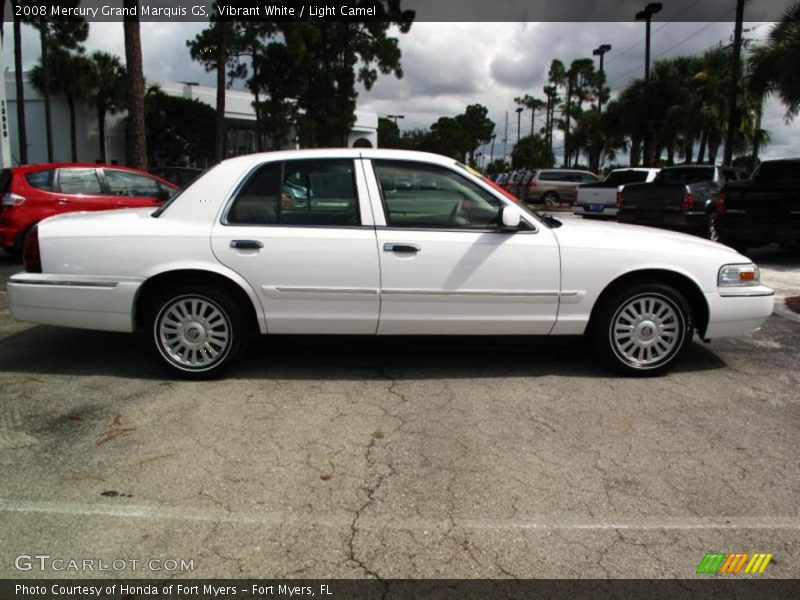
(550, 216, 742, 260)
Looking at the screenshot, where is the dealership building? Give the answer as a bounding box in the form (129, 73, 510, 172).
(0, 73, 379, 168)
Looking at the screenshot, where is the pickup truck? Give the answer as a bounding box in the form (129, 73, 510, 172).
(617, 165, 748, 240)
(572, 168, 660, 218)
(718, 158, 800, 252)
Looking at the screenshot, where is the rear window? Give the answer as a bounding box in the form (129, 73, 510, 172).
(0, 169, 11, 194)
(658, 167, 714, 184)
(25, 169, 55, 191)
(606, 170, 651, 186)
(754, 161, 800, 184)
(538, 171, 569, 182)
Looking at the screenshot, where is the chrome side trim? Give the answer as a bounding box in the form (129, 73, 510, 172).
(382, 289, 559, 298)
(272, 286, 378, 295)
(718, 290, 775, 298)
(10, 279, 119, 289)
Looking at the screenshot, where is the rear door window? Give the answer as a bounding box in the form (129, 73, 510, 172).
(227, 159, 360, 226)
(25, 169, 56, 191)
(57, 168, 104, 195)
(606, 170, 651, 185)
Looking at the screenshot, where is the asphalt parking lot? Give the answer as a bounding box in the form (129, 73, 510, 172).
(0, 233, 798, 579)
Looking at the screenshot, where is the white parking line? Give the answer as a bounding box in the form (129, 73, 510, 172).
(1, 499, 799, 531)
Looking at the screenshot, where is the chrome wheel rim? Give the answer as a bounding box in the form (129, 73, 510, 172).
(156, 296, 231, 371)
(610, 293, 684, 369)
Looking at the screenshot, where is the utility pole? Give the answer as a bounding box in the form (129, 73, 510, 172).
(724, 0, 746, 166)
(636, 3, 662, 167)
(515, 107, 523, 144)
(489, 133, 496, 165)
(592, 44, 612, 113)
(503, 111, 508, 164)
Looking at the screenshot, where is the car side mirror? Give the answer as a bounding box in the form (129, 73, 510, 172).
(500, 204, 522, 230)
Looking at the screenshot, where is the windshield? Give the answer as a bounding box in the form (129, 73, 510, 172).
(606, 170, 651, 185)
(658, 167, 714, 184)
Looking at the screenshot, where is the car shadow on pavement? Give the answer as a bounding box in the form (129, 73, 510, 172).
(0, 325, 726, 380)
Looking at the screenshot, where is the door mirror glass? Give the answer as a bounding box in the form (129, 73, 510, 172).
(500, 204, 522, 230)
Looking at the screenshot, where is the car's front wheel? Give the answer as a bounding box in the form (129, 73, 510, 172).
(591, 283, 693, 376)
(146, 284, 249, 379)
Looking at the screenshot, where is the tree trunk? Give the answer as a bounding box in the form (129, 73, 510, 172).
(67, 95, 77, 161)
(252, 49, 263, 153)
(214, 23, 228, 163)
(39, 24, 53, 162)
(123, 2, 148, 169)
(697, 130, 708, 164)
(751, 99, 762, 164)
(684, 141, 694, 164)
(13, 10, 28, 164)
(98, 106, 107, 163)
(666, 144, 675, 165)
(563, 76, 573, 167)
(630, 136, 641, 168)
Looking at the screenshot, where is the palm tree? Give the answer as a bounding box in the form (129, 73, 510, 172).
(90, 52, 127, 163)
(30, 49, 95, 162)
(749, 2, 800, 121)
(123, 0, 148, 169)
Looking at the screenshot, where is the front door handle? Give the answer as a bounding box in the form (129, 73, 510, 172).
(230, 240, 264, 250)
(57, 199, 69, 205)
(383, 243, 421, 254)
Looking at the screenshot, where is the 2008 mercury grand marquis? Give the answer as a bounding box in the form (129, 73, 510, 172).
(7, 150, 774, 378)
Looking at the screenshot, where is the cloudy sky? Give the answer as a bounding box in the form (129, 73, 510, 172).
(4, 18, 798, 163)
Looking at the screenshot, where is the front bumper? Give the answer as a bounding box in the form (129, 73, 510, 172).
(703, 285, 774, 338)
(7, 273, 143, 332)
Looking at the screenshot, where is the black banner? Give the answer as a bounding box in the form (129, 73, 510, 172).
(2, 579, 800, 600)
(5, 0, 796, 23)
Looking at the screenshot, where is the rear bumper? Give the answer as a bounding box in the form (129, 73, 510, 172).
(703, 286, 774, 338)
(718, 215, 800, 246)
(572, 204, 618, 217)
(7, 273, 143, 332)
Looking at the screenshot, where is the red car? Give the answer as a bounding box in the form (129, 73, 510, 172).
(1, 163, 178, 258)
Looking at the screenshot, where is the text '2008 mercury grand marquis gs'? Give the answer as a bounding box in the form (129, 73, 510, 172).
(7, 150, 774, 378)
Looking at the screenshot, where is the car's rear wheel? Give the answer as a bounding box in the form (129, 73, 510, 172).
(591, 283, 693, 376)
(145, 284, 248, 379)
(542, 191, 559, 206)
(705, 213, 720, 242)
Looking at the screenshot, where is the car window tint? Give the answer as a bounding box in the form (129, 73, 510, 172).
(104, 169, 161, 197)
(659, 167, 714, 185)
(581, 173, 599, 183)
(228, 159, 359, 226)
(538, 171, 566, 182)
(755, 161, 800, 184)
(375, 160, 503, 230)
(25, 169, 55, 191)
(57, 168, 103, 195)
(606, 170, 646, 185)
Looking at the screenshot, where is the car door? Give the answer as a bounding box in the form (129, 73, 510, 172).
(53, 167, 111, 212)
(211, 157, 380, 334)
(100, 168, 171, 207)
(366, 159, 561, 335)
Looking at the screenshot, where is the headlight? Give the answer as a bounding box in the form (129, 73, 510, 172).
(718, 263, 760, 287)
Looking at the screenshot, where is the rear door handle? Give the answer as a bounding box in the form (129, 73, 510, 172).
(57, 199, 69, 205)
(383, 243, 420, 254)
(230, 240, 264, 250)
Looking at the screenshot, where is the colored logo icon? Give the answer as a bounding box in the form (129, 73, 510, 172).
(696, 552, 773, 574)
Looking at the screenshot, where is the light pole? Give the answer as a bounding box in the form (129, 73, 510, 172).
(724, 0, 746, 166)
(592, 44, 611, 113)
(489, 133, 496, 165)
(386, 114, 405, 125)
(636, 2, 662, 166)
(515, 107, 523, 144)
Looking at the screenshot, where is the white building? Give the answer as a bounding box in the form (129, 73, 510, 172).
(2, 72, 379, 168)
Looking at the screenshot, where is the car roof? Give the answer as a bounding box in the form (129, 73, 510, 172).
(218, 148, 461, 170)
(11, 162, 178, 188)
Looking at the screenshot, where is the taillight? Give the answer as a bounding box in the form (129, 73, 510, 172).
(716, 191, 726, 215)
(616, 190, 624, 209)
(1, 192, 26, 207)
(682, 192, 695, 211)
(527, 180, 538, 189)
(23, 226, 41, 273)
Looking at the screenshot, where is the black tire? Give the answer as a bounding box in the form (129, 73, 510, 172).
(705, 213, 720, 242)
(542, 191, 559, 206)
(590, 282, 693, 377)
(144, 283, 250, 379)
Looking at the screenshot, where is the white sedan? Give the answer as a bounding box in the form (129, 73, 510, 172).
(7, 150, 774, 378)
